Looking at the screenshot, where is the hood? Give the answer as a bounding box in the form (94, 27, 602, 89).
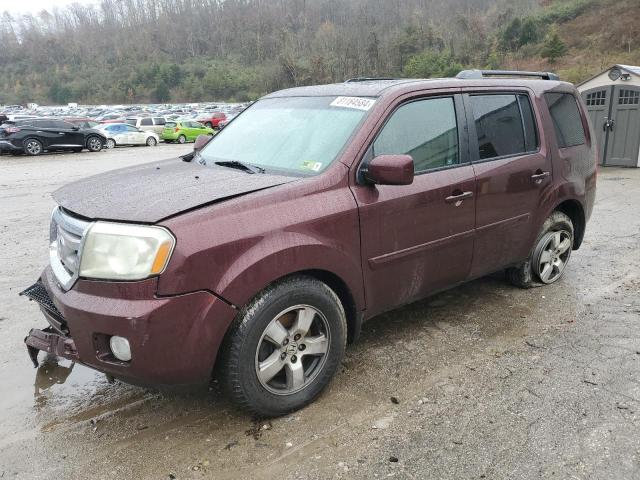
(53, 158, 297, 223)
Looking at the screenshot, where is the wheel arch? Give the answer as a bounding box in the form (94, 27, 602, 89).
(554, 199, 586, 249)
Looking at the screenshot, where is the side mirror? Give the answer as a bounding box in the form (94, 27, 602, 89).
(194, 134, 212, 152)
(364, 154, 414, 186)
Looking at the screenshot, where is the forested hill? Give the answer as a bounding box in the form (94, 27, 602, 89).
(0, 0, 637, 105)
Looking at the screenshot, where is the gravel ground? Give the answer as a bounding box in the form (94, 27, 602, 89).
(0, 146, 639, 480)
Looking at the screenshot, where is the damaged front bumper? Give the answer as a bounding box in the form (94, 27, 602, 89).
(20, 267, 238, 387)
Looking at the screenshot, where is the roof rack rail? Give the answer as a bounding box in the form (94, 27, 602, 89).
(456, 69, 560, 81)
(344, 77, 401, 83)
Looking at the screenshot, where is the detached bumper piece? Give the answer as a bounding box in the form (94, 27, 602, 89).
(21, 281, 76, 367)
(24, 327, 78, 367)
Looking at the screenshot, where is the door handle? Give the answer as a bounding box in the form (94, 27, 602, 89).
(445, 191, 473, 204)
(531, 171, 550, 184)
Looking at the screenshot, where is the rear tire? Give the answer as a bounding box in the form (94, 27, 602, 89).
(146, 136, 157, 146)
(23, 138, 43, 156)
(220, 275, 347, 417)
(205, 122, 213, 128)
(105, 139, 116, 149)
(506, 211, 574, 288)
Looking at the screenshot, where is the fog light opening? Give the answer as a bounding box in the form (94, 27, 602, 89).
(109, 336, 132, 362)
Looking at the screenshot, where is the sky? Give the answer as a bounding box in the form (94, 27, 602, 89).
(0, 0, 98, 15)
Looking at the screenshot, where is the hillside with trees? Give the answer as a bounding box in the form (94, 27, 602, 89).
(0, 0, 637, 105)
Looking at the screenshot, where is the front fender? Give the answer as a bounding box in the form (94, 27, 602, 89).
(214, 231, 365, 310)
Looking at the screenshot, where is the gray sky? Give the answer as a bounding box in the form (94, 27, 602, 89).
(0, 0, 97, 15)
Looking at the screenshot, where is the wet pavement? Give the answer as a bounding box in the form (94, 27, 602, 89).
(1, 148, 639, 479)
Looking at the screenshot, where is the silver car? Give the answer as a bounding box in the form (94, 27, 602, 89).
(96, 123, 160, 148)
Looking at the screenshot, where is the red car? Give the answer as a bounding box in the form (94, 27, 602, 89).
(23, 70, 596, 417)
(195, 111, 227, 129)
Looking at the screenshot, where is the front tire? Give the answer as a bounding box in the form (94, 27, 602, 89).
(220, 276, 347, 417)
(86, 136, 103, 152)
(506, 211, 574, 288)
(177, 134, 186, 144)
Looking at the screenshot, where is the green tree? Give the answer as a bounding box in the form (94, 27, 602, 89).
(404, 50, 463, 79)
(540, 31, 568, 63)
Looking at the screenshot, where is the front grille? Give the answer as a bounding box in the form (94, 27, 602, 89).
(20, 282, 67, 333)
(50, 207, 91, 290)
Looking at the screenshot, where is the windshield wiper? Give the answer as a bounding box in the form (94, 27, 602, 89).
(214, 160, 265, 174)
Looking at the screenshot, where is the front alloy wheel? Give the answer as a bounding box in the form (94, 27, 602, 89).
(221, 276, 347, 417)
(87, 136, 102, 152)
(255, 305, 330, 395)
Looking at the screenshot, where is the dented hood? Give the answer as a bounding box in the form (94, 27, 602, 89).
(53, 158, 297, 223)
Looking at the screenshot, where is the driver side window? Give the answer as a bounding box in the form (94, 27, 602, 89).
(373, 97, 459, 173)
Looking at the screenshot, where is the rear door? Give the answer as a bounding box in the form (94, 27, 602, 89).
(351, 93, 476, 316)
(28, 120, 60, 148)
(463, 90, 551, 278)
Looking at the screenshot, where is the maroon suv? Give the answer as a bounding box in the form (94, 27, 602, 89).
(23, 70, 597, 416)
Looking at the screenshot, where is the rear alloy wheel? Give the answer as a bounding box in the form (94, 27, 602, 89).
(24, 138, 43, 156)
(506, 211, 574, 288)
(205, 122, 213, 128)
(86, 136, 103, 152)
(105, 139, 116, 149)
(533, 230, 572, 284)
(177, 135, 186, 144)
(221, 276, 347, 417)
(146, 136, 157, 146)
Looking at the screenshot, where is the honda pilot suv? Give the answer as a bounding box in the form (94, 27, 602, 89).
(22, 70, 597, 417)
(0, 118, 105, 155)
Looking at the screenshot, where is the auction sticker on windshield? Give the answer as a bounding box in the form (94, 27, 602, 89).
(330, 96, 376, 111)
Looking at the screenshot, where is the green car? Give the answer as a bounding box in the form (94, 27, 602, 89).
(162, 121, 215, 144)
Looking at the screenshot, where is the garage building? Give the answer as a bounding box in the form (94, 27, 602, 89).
(577, 65, 640, 167)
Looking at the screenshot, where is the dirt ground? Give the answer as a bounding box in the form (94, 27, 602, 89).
(1, 146, 639, 480)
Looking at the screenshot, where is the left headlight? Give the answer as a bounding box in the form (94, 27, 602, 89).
(79, 222, 175, 281)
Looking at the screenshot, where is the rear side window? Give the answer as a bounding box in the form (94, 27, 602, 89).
(141, 118, 153, 126)
(373, 97, 459, 173)
(153, 118, 166, 125)
(469, 94, 538, 160)
(545, 93, 586, 148)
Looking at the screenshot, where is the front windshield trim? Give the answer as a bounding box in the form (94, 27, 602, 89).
(198, 95, 375, 177)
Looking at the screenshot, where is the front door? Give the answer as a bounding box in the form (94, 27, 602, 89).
(351, 94, 476, 317)
(605, 86, 640, 167)
(463, 91, 553, 278)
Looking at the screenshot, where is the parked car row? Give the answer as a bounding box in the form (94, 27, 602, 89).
(0, 109, 245, 157)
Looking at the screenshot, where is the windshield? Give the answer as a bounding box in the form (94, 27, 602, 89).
(198, 96, 372, 175)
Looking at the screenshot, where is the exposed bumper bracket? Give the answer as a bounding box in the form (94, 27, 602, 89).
(24, 327, 79, 367)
